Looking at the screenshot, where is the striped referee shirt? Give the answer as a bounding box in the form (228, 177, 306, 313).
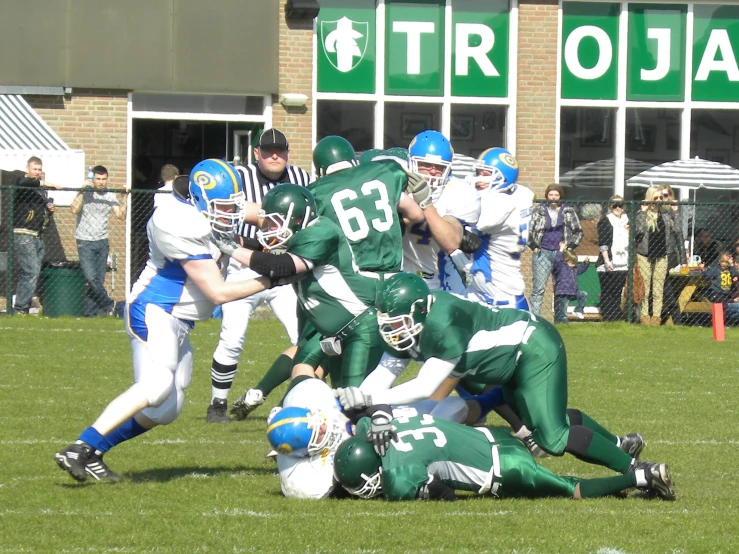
(236, 163, 312, 239)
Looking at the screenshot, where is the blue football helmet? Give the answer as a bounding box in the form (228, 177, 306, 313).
(266, 406, 349, 458)
(188, 159, 245, 233)
(408, 131, 453, 204)
(472, 148, 519, 193)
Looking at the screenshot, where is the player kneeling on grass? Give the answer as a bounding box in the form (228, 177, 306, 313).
(54, 160, 288, 483)
(333, 409, 675, 501)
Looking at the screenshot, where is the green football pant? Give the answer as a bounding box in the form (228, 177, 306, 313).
(332, 316, 385, 388)
(494, 432, 577, 499)
(502, 317, 570, 455)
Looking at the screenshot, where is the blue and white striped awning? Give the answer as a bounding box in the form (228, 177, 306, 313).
(0, 94, 69, 151)
(626, 157, 739, 190)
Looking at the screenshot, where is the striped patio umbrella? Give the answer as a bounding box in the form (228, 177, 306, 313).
(626, 156, 739, 190)
(560, 158, 654, 187)
(451, 153, 476, 179)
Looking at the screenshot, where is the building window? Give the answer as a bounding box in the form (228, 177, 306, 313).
(317, 100, 375, 152)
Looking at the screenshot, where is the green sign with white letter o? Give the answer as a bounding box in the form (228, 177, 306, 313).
(561, 3, 619, 100)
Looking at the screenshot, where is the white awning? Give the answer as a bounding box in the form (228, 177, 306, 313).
(0, 94, 69, 151)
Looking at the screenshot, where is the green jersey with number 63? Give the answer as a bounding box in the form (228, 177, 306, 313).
(355, 410, 509, 500)
(309, 160, 406, 273)
(410, 291, 535, 386)
(287, 217, 377, 337)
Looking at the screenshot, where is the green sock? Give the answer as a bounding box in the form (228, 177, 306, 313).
(579, 411, 619, 443)
(578, 473, 637, 498)
(582, 432, 633, 473)
(256, 354, 294, 397)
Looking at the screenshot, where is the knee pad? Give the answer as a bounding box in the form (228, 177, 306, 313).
(430, 397, 469, 424)
(565, 425, 594, 457)
(566, 408, 583, 426)
(141, 386, 184, 425)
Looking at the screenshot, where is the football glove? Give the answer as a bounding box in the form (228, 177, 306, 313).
(417, 475, 456, 501)
(211, 231, 240, 257)
(366, 406, 397, 457)
(460, 229, 482, 254)
(334, 387, 371, 411)
(514, 425, 549, 458)
(405, 172, 432, 208)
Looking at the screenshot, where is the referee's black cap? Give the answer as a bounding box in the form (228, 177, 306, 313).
(258, 128, 289, 150)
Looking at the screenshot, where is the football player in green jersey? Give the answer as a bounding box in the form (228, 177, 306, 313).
(333, 410, 675, 501)
(336, 273, 648, 475)
(309, 135, 424, 274)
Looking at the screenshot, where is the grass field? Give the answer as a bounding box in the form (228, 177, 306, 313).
(1, 316, 737, 553)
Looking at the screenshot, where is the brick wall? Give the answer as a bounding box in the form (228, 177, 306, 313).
(517, 0, 559, 199)
(273, 4, 314, 173)
(23, 90, 129, 304)
(516, 0, 559, 312)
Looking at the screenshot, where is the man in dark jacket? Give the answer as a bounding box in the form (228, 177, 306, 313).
(13, 156, 62, 314)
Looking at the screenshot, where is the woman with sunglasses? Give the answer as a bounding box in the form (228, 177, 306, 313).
(634, 186, 686, 325)
(596, 196, 629, 321)
(658, 184, 687, 325)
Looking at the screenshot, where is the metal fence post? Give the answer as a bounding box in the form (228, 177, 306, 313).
(626, 200, 637, 324)
(7, 186, 15, 315)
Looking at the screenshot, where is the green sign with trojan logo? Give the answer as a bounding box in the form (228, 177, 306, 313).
(317, 1, 376, 94)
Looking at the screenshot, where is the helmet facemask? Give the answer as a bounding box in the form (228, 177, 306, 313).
(409, 157, 451, 206)
(346, 469, 383, 499)
(307, 411, 349, 456)
(257, 202, 313, 253)
(377, 296, 430, 351)
(470, 164, 508, 192)
(206, 193, 246, 234)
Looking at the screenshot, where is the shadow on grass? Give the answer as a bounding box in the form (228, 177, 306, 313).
(126, 465, 277, 482)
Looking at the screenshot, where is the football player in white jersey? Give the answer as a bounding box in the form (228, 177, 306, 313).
(402, 132, 481, 293)
(54, 159, 282, 483)
(457, 148, 534, 310)
(266, 378, 471, 499)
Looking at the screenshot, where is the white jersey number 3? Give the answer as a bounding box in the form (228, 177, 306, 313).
(330, 180, 394, 241)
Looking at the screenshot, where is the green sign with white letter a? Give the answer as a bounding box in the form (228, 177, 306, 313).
(317, 1, 376, 94)
(692, 5, 739, 102)
(451, 0, 509, 97)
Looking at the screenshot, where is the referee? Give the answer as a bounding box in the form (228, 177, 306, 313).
(207, 128, 312, 422)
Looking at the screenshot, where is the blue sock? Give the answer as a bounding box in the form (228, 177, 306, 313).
(455, 384, 473, 400)
(472, 387, 504, 418)
(78, 418, 148, 454)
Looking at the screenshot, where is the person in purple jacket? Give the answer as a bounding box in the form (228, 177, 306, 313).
(553, 250, 589, 323)
(528, 184, 583, 317)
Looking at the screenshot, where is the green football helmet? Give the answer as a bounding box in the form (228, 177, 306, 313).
(313, 136, 357, 177)
(257, 183, 317, 252)
(376, 273, 433, 351)
(357, 148, 382, 165)
(333, 436, 383, 499)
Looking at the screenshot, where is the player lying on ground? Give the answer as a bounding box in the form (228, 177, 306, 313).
(333, 409, 675, 501)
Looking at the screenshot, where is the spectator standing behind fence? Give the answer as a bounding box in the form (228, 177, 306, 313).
(658, 185, 686, 325)
(634, 186, 684, 326)
(528, 183, 583, 317)
(12, 156, 62, 314)
(70, 166, 128, 317)
(596, 195, 629, 322)
(552, 250, 589, 323)
(154, 164, 179, 210)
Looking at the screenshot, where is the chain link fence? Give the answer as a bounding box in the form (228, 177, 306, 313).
(1, 180, 738, 326)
